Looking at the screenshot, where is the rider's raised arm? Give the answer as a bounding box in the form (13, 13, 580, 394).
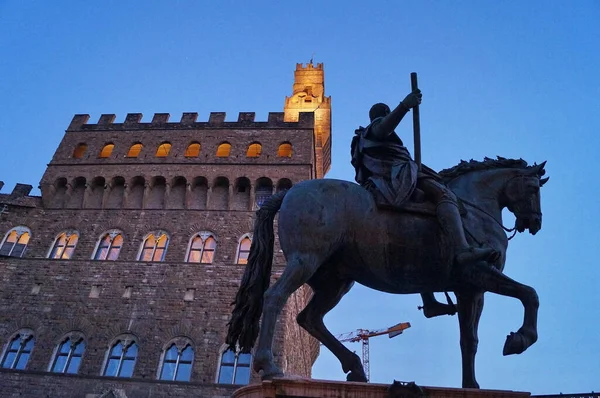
(370, 102, 411, 139)
(370, 90, 422, 139)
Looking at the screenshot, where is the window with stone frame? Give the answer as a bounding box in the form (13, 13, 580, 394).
(155, 142, 172, 157)
(126, 143, 143, 158)
(184, 142, 201, 157)
(235, 235, 252, 265)
(48, 230, 79, 259)
(1, 329, 35, 370)
(216, 142, 231, 157)
(217, 348, 251, 385)
(158, 338, 194, 381)
(186, 232, 217, 264)
(99, 143, 115, 158)
(72, 143, 88, 159)
(138, 231, 169, 262)
(246, 142, 262, 158)
(50, 332, 85, 374)
(93, 230, 124, 261)
(0, 226, 31, 258)
(102, 335, 138, 378)
(277, 142, 293, 158)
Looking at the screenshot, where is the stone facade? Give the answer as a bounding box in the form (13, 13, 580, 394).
(0, 63, 329, 397)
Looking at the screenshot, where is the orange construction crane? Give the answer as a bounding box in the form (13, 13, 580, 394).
(334, 322, 411, 382)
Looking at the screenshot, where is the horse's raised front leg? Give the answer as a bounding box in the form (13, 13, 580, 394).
(459, 263, 539, 355)
(297, 276, 367, 382)
(456, 289, 485, 389)
(253, 253, 319, 380)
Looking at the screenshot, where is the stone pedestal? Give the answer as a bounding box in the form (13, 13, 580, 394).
(233, 378, 530, 398)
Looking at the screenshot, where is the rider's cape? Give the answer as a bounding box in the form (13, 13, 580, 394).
(351, 117, 440, 207)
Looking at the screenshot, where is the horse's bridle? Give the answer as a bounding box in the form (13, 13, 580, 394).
(459, 174, 542, 241)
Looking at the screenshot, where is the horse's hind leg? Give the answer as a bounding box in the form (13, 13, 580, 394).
(253, 253, 320, 380)
(456, 289, 484, 389)
(297, 274, 367, 382)
(460, 263, 538, 355)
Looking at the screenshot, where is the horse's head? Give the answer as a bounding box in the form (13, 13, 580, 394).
(503, 161, 549, 235)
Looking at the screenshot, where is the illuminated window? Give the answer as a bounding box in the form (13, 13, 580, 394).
(1, 330, 35, 370)
(246, 143, 262, 158)
(236, 236, 252, 265)
(93, 230, 123, 261)
(156, 142, 172, 157)
(126, 143, 143, 158)
(99, 143, 115, 158)
(277, 143, 293, 158)
(0, 226, 31, 258)
(103, 336, 138, 378)
(49, 231, 79, 259)
(158, 339, 194, 381)
(217, 348, 251, 385)
(72, 144, 87, 159)
(184, 142, 201, 157)
(50, 333, 85, 374)
(139, 232, 169, 262)
(186, 233, 216, 264)
(216, 143, 231, 157)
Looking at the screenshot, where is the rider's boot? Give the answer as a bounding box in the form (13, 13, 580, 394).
(420, 292, 457, 318)
(436, 200, 500, 267)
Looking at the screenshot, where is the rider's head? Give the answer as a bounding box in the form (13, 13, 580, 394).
(369, 103, 391, 122)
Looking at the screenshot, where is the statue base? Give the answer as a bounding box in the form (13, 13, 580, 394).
(233, 378, 531, 398)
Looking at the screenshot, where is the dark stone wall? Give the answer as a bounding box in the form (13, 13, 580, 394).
(0, 113, 320, 397)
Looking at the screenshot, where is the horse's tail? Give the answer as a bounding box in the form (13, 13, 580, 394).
(226, 189, 288, 353)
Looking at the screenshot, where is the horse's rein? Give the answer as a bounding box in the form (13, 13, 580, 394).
(458, 197, 518, 241)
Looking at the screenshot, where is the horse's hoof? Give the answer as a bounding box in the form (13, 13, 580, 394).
(502, 332, 527, 355)
(346, 371, 368, 383)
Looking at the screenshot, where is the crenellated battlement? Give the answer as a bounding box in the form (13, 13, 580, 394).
(295, 62, 323, 71)
(0, 182, 41, 208)
(67, 112, 314, 132)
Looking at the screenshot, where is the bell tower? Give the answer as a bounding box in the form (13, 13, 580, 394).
(283, 62, 331, 178)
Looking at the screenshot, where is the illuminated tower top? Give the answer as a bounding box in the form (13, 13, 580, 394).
(283, 62, 331, 178)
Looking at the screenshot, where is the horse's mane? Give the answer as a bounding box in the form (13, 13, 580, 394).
(440, 156, 530, 183)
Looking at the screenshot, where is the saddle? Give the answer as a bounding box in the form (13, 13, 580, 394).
(375, 188, 467, 217)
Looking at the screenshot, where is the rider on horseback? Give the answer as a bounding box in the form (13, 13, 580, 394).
(351, 90, 499, 317)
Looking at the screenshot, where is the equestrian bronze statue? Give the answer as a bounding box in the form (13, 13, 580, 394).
(226, 77, 548, 389)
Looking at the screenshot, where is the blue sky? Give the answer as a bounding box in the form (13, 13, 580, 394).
(1, 1, 599, 394)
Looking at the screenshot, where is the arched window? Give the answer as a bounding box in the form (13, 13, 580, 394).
(138, 232, 169, 262)
(217, 348, 251, 385)
(246, 143, 262, 158)
(276, 178, 293, 193)
(186, 232, 216, 264)
(99, 143, 115, 158)
(155, 142, 172, 157)
(277, 143, 293, 158)
(49, 231, 79, 260)
(255, 178, 273, 208)
(102, 335, 138, 378)
(126, 143, 143, 158)
(184, 142, 201, 157)
(216, 142, 231, 157)
(158, 338, 194, 381)
(1, 330, 35, 370)
(50, 332, 85, 374)
(0, 226, 31, 258)
(93, 230, 124, 261)
(72, 143, 87, 159)
(236, 236, 252, 265)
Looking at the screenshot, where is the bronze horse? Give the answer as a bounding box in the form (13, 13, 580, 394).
(226, 157, 548, 388)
